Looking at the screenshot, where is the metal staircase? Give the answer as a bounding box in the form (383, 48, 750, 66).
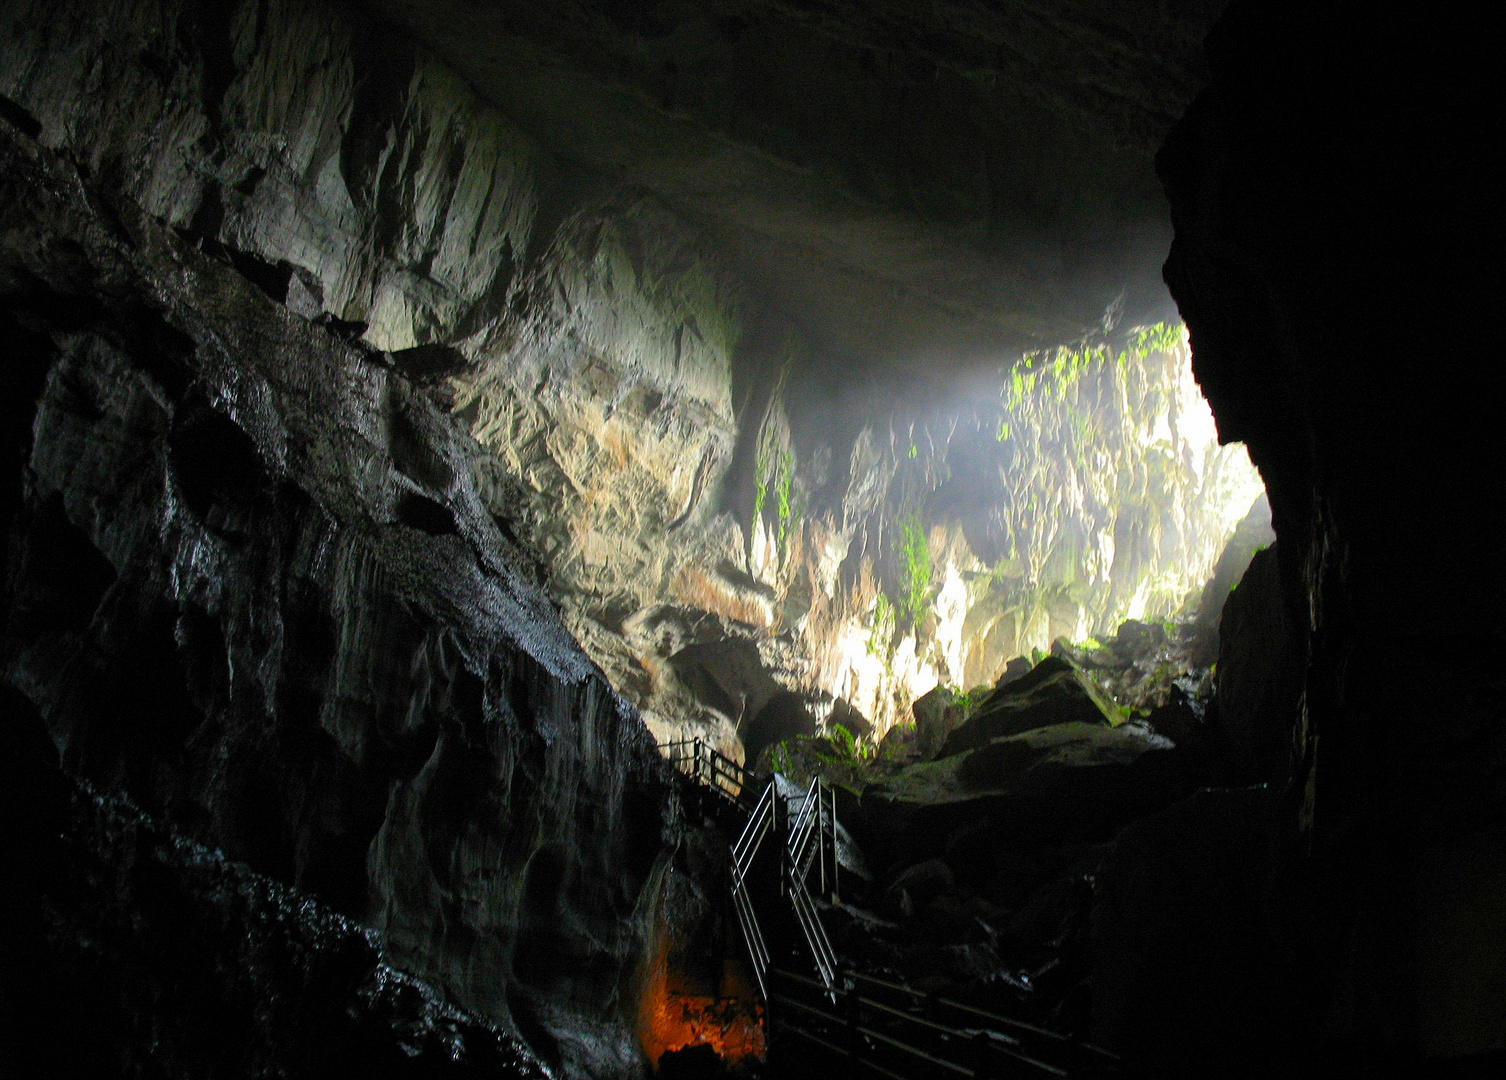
(661, 738, 1120, 1078)
(664, 740, 840, 997)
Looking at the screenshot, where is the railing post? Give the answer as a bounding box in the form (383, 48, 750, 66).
(774, 784, 788, 899)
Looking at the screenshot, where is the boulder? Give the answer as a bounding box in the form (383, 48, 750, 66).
(861, 721, 1199, 869)
(937, 657, 1118, 759)
(882, 858, 955, 919)
(911, 685, 964, 759)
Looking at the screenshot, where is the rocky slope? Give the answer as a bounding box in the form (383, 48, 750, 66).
(0, 106, 669, 1075)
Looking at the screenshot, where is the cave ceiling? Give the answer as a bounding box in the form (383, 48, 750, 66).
(354, 0, 1229, 377)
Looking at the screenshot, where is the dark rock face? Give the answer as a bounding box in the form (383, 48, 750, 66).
(1157, 0, 1506, 1064)
(354, 0, 1227, 371)
(1215, 543, 1303, 782)
(1091, 785, 1295, 1076)
(2, 688, 549, 1079)
(938, 656, 1114, 758)
(869, 720, 1191, 862)
(0, 111, 668, 1075)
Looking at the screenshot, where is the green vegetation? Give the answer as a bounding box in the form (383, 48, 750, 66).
(1134, 321, 1183, 357)
(825, 724, 873, 765)
(899, 515, 932, 624)
(950, 685, 988, 713)
(1004, 321, 1184, 412)
(765, 726, 881, 791)
(868, 592, 895, 657)
(996, 420, 1010, 442)
(753, 438, 770, 522)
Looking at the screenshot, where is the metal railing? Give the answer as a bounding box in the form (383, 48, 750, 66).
(785, 777, 840, 995)
(662, 738, 759, 808)
(729, 778, 777, 1000)
(663, 737, 1117, 1077)
(768, 967, 1120, 1079)
(788, 776, 840, 902)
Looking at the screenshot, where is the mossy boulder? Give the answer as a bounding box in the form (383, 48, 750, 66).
(937, 657, 1119, 759)
(854, 719, 1202, 871)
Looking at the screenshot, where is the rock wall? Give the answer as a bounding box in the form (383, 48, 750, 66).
(0, 0, 1263, 780)
(1159, 0, 1506, 1064)
(1, 688, 551, 1078)
(0, 103, 667, 1077)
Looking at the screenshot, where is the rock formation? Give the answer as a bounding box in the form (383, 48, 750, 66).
(0, 0, 1264, 778)
(6, 0, 1498, 1074)
(1151, 0, 1506, 1068)
(0, 93, 665, 1077)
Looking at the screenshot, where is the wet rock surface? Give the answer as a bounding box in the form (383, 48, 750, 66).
(0, 114, 669, 1075)
(2, 688, 550, 1079)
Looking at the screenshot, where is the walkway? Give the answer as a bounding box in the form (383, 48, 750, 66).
(662, 740, 1120, 1078)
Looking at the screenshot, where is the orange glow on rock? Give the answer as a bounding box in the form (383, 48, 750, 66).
(639, 938, 765, 1069)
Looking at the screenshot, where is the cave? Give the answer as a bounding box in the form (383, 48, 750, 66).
(1, 2, 1502, 1077)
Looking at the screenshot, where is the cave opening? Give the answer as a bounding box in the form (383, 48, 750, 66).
(3, 1, 1502, 1077)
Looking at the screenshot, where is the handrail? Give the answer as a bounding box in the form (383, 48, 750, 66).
(667, 736, 1112, 1078)
(771, 970, 1078, 1078)
(786, 870, 839, 995)
(661, 737, 759, 804)
(731, 868, 771, 999)
(731, 780, 775, 871)
(847, 972, 1119, 1065)
(728, 777, 777, 1000)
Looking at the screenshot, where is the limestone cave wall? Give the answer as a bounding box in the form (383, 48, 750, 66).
(0, 54, 670, 1079)
(1156, 0, 1506, 1064)
(0, 0, 1260, 783)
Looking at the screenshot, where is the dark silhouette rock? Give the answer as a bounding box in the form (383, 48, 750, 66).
(659, 1042, 726, 1079)
(1215, 543, 1303, 781)
(1091, 785, 1295, 1076)
(1158, 0, 1506, 1062)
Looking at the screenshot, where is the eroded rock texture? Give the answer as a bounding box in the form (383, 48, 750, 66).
(0, 107, 667, 1076)
(0, 0, 1261, 774)
(1, 689, 551, 1079)
(1154, 0, 1506, 1069)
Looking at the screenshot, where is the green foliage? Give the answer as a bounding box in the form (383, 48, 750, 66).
(754, 439, 770, 522)
(899, 515, 932, 624)
(908, 443, 919, 459)
(949, 685, 989, 713)
(767, 728, 878, 790)
(996, 420, 1010, 442)
(1134, 321, 1183, 357)
(868, 592, 895, 657)
(822, 724, 874, 766)
(776, 449, 795, 546)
